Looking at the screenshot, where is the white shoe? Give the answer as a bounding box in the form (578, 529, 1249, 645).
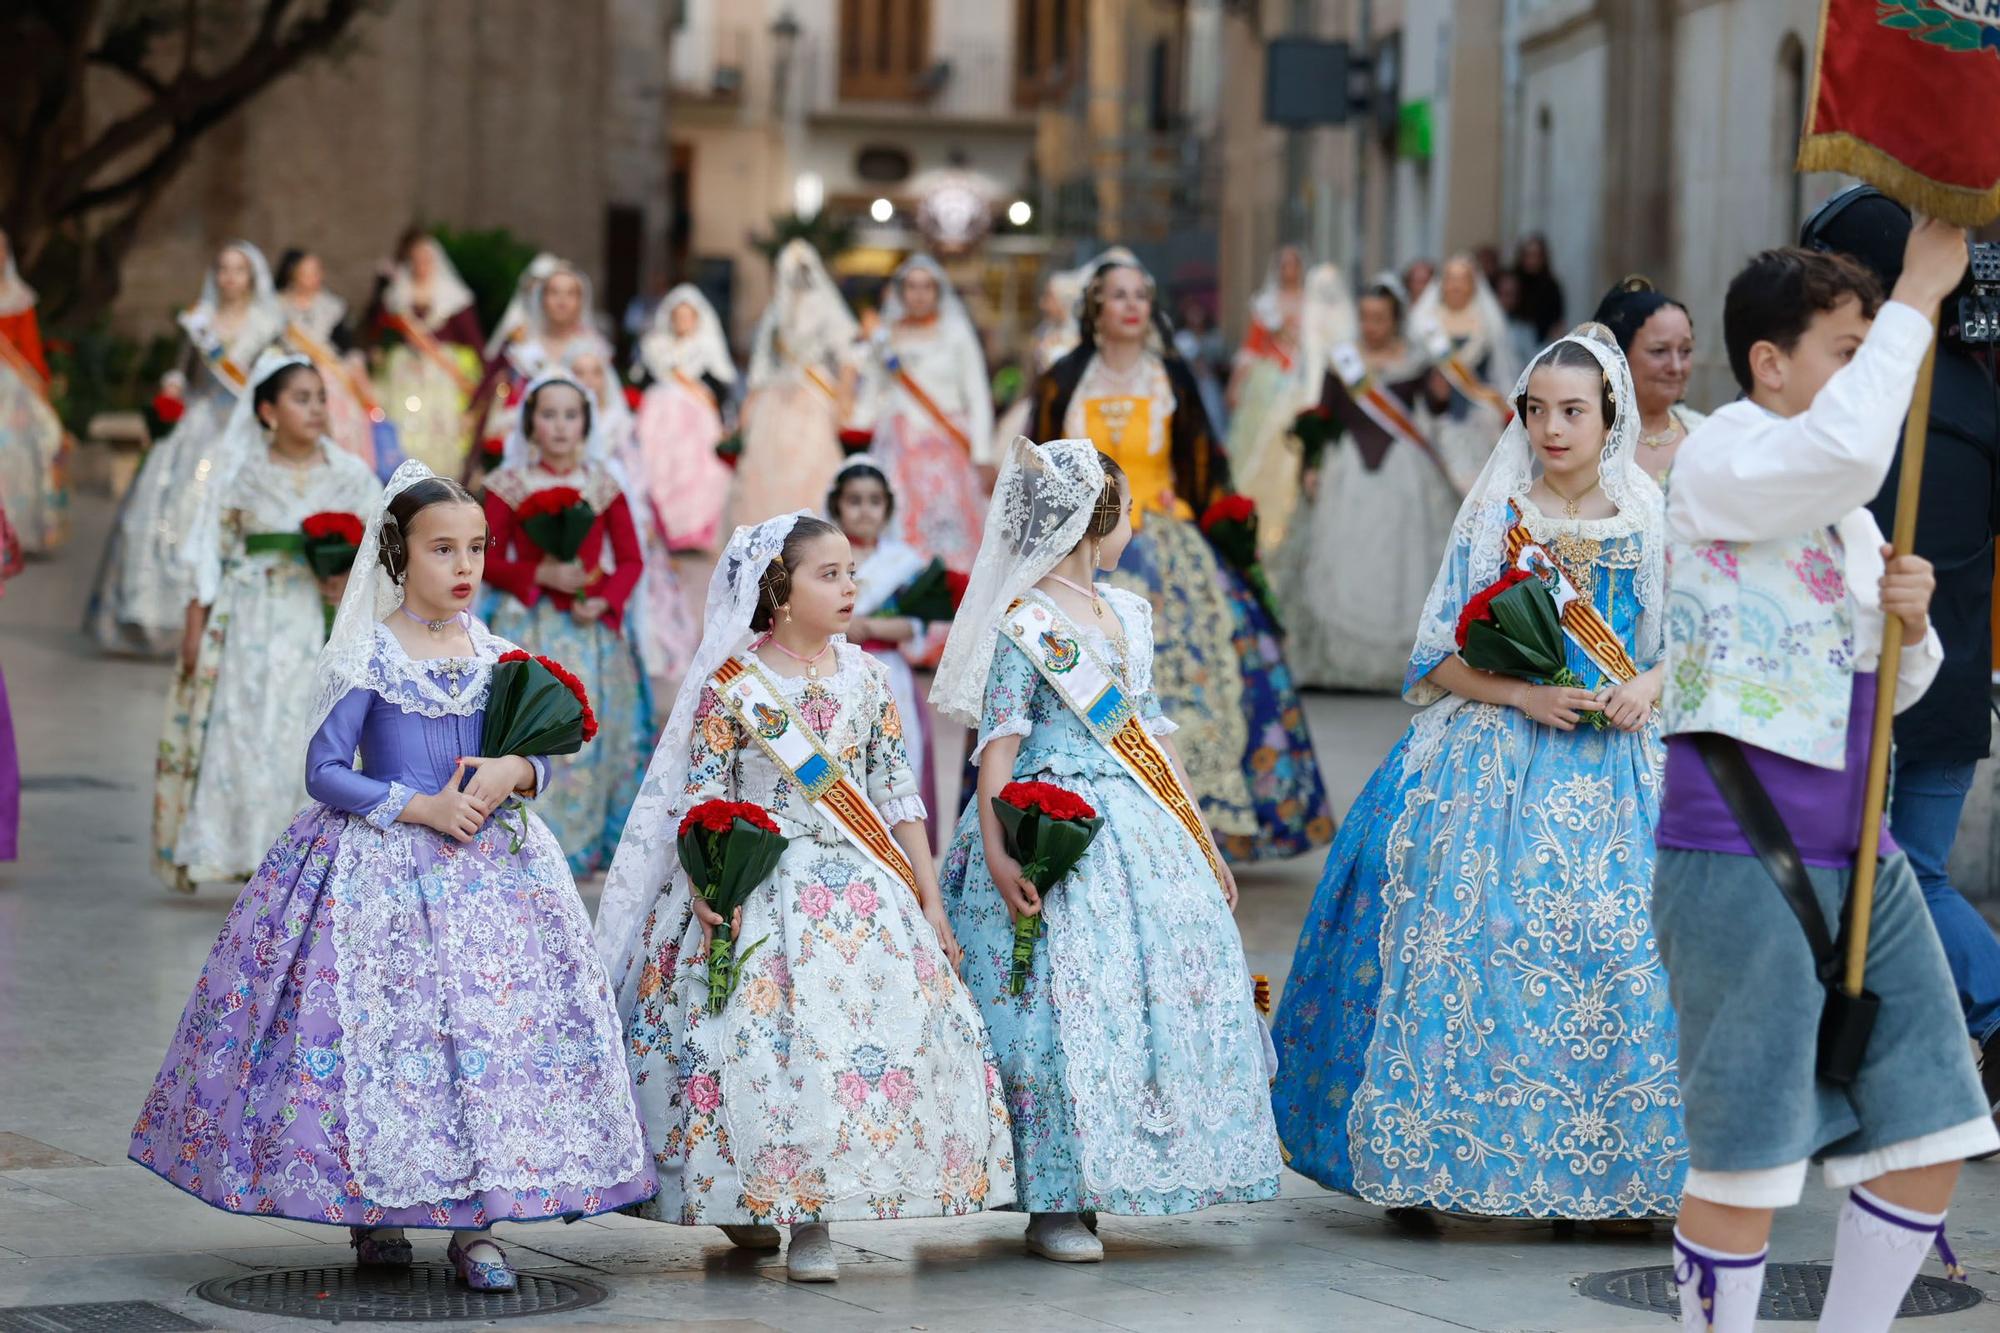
(720, 1223, 781, 1250)
(1026, 1212, 1104, 1263)
(786, 1222, 838, 1281)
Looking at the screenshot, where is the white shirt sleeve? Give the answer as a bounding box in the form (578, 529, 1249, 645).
(1837, 507, 1943, 711)
(1666, 301, 1935, 545)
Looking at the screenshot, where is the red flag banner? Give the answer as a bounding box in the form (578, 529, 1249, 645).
(1797, 1, 2000, 226)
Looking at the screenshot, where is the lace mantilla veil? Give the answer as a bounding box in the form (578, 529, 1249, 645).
(929, 436, 1105, 729)
(180, 349, 314, 607)
(642, 283, 736, 386)
(499, 368, 620, 474)
(593, 510, 813, 973)
(1402, 326, 1665, 767)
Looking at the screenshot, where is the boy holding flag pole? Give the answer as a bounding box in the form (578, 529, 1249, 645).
(1655, 4, 2000, 1327)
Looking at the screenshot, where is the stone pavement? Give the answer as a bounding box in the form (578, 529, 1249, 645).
(1, 494, 1994, 1331)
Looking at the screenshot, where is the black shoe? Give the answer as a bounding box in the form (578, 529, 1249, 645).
(1973, 1030, 2000, 1161)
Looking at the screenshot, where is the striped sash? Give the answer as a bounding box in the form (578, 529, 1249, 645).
(179, 309, 250, 396)
(384, 312, 475, 397)
(1001, 595, 1227, 888)
(1424, 332, 1511, 421)
(287, 322, 384, 415)
(1503, 501, 1639, 683)
(712, 654, 921, 900)
(887, 356, 972, 454)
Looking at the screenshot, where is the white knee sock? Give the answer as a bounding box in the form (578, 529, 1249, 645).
(1673, 1228, 1766, 1333)
(1817, 1186, 1950, 1333)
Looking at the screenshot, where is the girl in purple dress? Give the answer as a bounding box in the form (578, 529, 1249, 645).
(130, 461, 655, 1292)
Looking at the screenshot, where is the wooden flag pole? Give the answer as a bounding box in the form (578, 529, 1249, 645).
(1842, 322, 1938, 996)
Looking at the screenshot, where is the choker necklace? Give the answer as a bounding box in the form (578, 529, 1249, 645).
(758, 632, 832, 680)
(1047, 573, 1105, 620)
(1640, 419, 1681, 449)
(1545, 477, 1601, 519)
(402, 606, 464, 635)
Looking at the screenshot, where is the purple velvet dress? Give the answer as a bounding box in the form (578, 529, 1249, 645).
(130, 639, 655, 1229)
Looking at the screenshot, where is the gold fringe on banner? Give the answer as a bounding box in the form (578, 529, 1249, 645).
(1798, 132, 2000, 229)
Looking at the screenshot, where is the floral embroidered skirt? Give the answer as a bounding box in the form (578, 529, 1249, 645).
(617, 833, 1016, 1226)
(130, 805, 655, 1228)
(486, 600, 653, 876)
(1109, 517, 1333, 861)
(1272, 712, 1687, 1218)
(940, 758, 1283, 1215)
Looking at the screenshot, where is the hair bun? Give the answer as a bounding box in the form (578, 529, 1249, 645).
(1567, 320, 1620, 348)
(1612, 274, 1656, 295)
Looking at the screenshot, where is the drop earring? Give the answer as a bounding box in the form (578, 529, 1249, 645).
(784, 605, 793, 624)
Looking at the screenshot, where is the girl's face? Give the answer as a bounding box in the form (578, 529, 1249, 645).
(899, 268, 940, 321)
(571, 354, 611, 405)
(669, 301, 699, 337)
(781, 531, 858, 638)
(290, 254, 323, 295)
(402, 500, 487, 615)
(1039, 280, 1069, 323)
(1358, 295, 1398, 349)
(833, 475, 890, 546)
(1403, 260, 1435, 302)
(1627, 305, 1694, 414)
(1440, 258, 1477, 312)
(1094, 266, 1152, 346)
(1276, 246, 1304, 287)
(1522, 364, 1609, 485)
(259, 369, 328, 446)
(541, 272, 584, 329)
(409, 240, 437, 283)
(1095, 478, 1134, 570)
(530, 382, 589, 467)
(215, 247, 254, 303)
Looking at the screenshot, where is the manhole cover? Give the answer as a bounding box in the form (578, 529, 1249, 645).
(192, 1264, 606, 1323)
(1578, 1263, 1985, 1320)
(0, 1303, 207, 1332)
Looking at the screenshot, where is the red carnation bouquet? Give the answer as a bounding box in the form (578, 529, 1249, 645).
(300, 511, 366, 635)
(1456, 567, 1605, 730)
(837, 426, 875, 455)
(515, 485, 596, 563)
(623, 384, 644, 412)
(1199, 494, 1283, 630)
(1290, 405, 1340, 472)
(991, 781, 1104, 996)
(877, 557, 970, 624)
(677, 799, 790, 1012)
(714, 431, 744, 469)
(477, 435, 506, 469)
(146, 390, 185, 441)
(482, 650, 598, 850)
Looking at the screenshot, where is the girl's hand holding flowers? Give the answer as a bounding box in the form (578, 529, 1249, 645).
(457, 754, 535, 808)
(1597, 670, 1662, 733)
(986, 848, 1041, 919)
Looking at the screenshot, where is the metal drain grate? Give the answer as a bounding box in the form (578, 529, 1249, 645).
(1578, 1263, 1985, 1320)
(0, 1302, 208, 1332)
(192, 1263, 606, 1323)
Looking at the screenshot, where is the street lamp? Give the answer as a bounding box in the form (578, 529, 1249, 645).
(770, 9, 800, 117)
(1007, 199, 1033, 227)
(870, 198, 894, 223)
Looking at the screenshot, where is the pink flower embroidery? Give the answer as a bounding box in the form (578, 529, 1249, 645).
(799, 690, 839, 732)
(845, 882, 880, 917)
(1788, 547, 1845, 605)
(1700, 545, 1739, 580)
(799, 884, 834, 920)
(686, 1073, 722, 1114)
(835, 1072, 870, 1109)
(879, 1068, 917, 1109)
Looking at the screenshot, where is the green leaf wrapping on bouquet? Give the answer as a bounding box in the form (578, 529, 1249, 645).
(678, 809, 790, 1013)
(301, 537, 361, 582)
(481, 656, 591, 759)
(516, 489, 597, 564)
(879, 557, 953, 623)
(1460, 578, 1605, 728)
(991, 793, 1104, 997)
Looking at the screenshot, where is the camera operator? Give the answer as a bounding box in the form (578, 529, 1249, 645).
(1805, 187, 2000, 1128)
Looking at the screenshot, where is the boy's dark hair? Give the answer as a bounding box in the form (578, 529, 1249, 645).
(1722, 247, 1884, 394)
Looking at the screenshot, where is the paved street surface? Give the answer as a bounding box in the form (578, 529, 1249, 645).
(2, 493, 1995, 1331)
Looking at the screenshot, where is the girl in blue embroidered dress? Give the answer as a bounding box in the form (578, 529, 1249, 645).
(932, 437, 1281, 1264)
(1271, 327, 1688, 1223)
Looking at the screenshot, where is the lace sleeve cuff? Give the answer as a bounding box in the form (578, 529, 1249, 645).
(969, 716, 1033, 767)
(878, 794, 928, 827)
(525, 756, 550, 797)
(1144, 715, 1179, 737)
(364, 781, 417, 831)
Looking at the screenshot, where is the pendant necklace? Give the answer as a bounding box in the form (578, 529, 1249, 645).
(402, 606, 464, 635)
(760, 632, 832, 680)
(1047, 573, 1105, 620)
(1545, 477, 1601, 519)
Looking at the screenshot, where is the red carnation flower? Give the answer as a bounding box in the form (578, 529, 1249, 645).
(679, 799, 782, 838)
(516, 486, 587, 520)
(1199, 494, 1256, 531)
(151, 392, 185, 425)
(837, 427, 874, 451)
(997, 780, 1097, 824)
(1455, 567, 1534, 649)
(498, 649, 531, 665)
(301, 512, 365, 545)
(623, 385, 643, 412)
(944, 570, 970, 608)
(479, 435, 505, 461)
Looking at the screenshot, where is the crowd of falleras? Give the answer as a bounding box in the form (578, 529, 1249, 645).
(0, 190, 1994, 1329)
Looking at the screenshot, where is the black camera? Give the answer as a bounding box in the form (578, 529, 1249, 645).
(1956, 241, 2000, 345)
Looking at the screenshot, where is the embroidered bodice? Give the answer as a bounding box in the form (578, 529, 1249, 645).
(687, 643, 923, 842)
(976, 587, 1174, 781)
(1063, 353, 1181, 520)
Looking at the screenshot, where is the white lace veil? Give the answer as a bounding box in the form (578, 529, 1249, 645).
(384, 237, 476, 327)
(593, 510, 813, 971)
(1409, 253, 1521, 396)
(0, 229, 37, 317)
(1402, 325, 1665, 765)
(181, 349, 314, 604)
(1248, 244, 1307, 333)
(929, 436, 1105, 728)
(486, 251, 560, 358)
(1296, 261, 1358, 388)
(523, 262, 610, 365)
(641, 283, 736, 385)
(748, 240, 858, 390)
(306, 458, 469, 743)
(498, 368, 613, 473)
(880, 253, 974, 340)
(196, 240, 277, 318)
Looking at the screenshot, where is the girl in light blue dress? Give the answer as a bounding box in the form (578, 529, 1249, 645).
(931, 436, 1281, 1264)
(1271, 327, 1687, 1224)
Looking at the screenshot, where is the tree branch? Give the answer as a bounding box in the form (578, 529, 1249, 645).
(87, 48, 167, 100)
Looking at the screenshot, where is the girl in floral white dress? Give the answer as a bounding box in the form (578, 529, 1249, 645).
(596, 512, 1014, 1283)
(154, 351, 380, 891)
